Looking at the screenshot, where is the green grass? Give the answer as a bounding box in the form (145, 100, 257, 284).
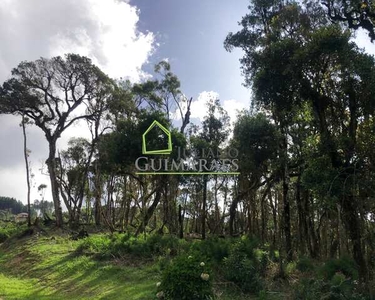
(0, 234, 159, 300)
(0, 232, 288, 300)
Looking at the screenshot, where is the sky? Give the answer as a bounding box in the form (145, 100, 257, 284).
(0, 0, 250, 203)
(0, 0, 373, 204)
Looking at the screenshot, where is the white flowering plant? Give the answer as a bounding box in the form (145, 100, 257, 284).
(156, 254, 214, 300)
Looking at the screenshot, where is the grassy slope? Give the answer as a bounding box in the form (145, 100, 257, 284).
(0, 233, 159, 300)
(0, 232, 261, 300)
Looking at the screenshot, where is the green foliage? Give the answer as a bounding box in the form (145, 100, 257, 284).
(77, 234, 111, 256)
(285, 261, 297, 275)
(232, 113, 279, 174)
(77, 233, 185, 259)
(158, 254, 214, 300)
(293, 276, 368, 300)
(223, 236, 266, 293)
(0, 196, 27, 215)
(323, 0, 375, 41)
(0, 222, 27, 242)
(301, 156, 341, 208)
(0, 231, 7, 243)
(294, 257, 367, 299)
(319, 256, 359, 280)
(293, 278, 329, 300)
(189, 237, 231, 263)
(296, 257, 315, 272)
(0, 234, 159, 300)
(98, 110, 186, 173)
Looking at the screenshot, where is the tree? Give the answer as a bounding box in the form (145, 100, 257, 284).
(58, 138, 92, 227)
(0, 196, 27, 214)
(231, 112, 279, 239)
(225, 0, 375, 278)
(190, 97, 230, 239)
(20, 115, 32, 226)
(322, 0, 375, 41)
(0, 54, 116, 227)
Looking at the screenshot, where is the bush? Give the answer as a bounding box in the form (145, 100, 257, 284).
(0, 222, 27, 243)
(293, 278, 326, 300)
(189, 237, 231, 264)
(77, 234, 112, 257)
(293, 275, 368, 300)
(285, 261, 297, 275)
(319, 256, 358, 280)
(77, 233, 187, 259)
(292, 256, 363, 300)
(157, 254, 214, 300)
(296, 257, 315, 272)
(223, 236, 265, 293)
(0, 230, 9, 243)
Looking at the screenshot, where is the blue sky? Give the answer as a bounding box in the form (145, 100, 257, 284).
(0, 0, 252, 202)
(133, 0, 251, 108)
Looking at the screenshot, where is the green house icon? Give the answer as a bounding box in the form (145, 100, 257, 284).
(142, 120, 172, 155)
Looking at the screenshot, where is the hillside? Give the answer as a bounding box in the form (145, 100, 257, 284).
(0, 229, 266, 300)
(0, 232, 159, 300)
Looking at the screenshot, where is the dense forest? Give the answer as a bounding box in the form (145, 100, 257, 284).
(1, 0, 375, 299)
(0, 196, 54, 220)
(0, 197, 27, 215)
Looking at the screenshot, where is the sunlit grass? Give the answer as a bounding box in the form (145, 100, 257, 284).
(0, 233, 286, 300)
(0, 234, 158, 300)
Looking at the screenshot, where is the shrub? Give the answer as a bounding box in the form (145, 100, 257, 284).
(77, 233, 187, 259)
(285, 261, 297, 275)
(223, 236, 265, 293)
(157, 254, 214, 300)
(293, 275, 368, 300)
(77, 234, 112, 258)
(0, 222, 27, 243)
(293, 278, 326, 300)
(189, 237, 231, 263)
(319, 256, 358, 280)
(0, 230, 9, 243)
(296, 257, 315, 272)
(157, 254, 172, 271)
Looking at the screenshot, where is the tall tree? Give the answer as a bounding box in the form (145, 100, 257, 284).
(225, 0, 375, 278)
(21, 115, 32, 226)
(0, 54, 116, 227)
(190, 97, 230, 239)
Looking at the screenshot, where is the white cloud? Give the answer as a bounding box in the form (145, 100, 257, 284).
(190, 91, 247, 125)
(222, 99, 247, 126)
(191, 91, 220, 120)
(354, 29, 375, 56)
(0, 0, 155, 82)
(0, 0, 156, 203)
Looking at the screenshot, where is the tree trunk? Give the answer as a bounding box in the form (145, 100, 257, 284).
(93, 161, 102, 226)
(202, 175, 207, 240)
(46, 140, 63, 227)
(178, 204, 183, 239)
(269, 190, 277, 247)
(342, 195, 368, 281)
(21, 115, 31, 227)
(296, 174, 306, 255)
(135, 187, 162, 236)
(283, 170, 292, 261)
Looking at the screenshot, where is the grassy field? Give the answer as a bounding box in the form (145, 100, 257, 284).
(0, 232, 161, 300)
(0, 231, 259, 300)
(2, 229, 368, 300)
